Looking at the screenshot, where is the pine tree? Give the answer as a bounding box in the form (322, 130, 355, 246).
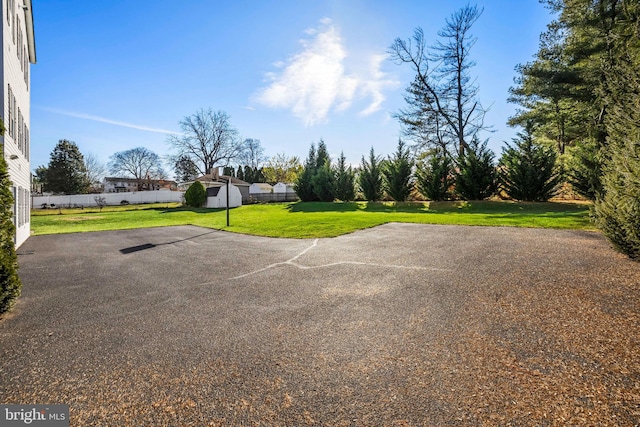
(383, 140, 414, 202)
(44, 140, 89, 194)
(455, 138, 497, 200)
(498, 125, 560, 201)
(294, 144, 318, 202)
(236, 165, 244, 181)
(415, 149, 453, 201)
(334, 152, 355, 202)
(594, 43, 640, 259)
(312, 160, 335, 202)
(0, 155, 21, 314)
(566, 139, 603, 200)
(243, 165, 253, 183)
(358, 147, 384, 201)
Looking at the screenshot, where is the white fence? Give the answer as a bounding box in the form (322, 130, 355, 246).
(33, 191, 184, 208)
(248, 193, 299, 203)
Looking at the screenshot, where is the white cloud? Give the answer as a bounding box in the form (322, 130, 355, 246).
(255, 19, 398, 126)
(41, 107, 182, 135)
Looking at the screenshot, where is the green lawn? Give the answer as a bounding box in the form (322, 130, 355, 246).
(30, 200, 595, 238)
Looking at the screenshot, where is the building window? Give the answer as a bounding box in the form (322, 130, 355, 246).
(17, 187, 22, 227)
(17, 108, 22, 153)
(12, 93, 16, 140)
(7, 85, 13, 139)
(25, 189, 29, 224)
(16, 17, 21, 63)
(25, 126, 29, 160)
(24, 47, 29, 86)
(11, 187, 16, 229)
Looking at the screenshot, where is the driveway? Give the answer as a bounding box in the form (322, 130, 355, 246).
(1, 224, 639, 425)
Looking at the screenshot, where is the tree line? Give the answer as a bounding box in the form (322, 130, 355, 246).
(292, 133, 559, 203)
(35, 110, 305, 194)
(506, 0, 640, 259)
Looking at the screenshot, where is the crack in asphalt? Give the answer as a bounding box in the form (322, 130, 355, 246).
(230, 238, 452, 280)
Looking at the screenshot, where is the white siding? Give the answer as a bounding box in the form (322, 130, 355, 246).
(2, 0, 34, 247)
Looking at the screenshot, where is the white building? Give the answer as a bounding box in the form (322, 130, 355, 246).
(249, 182, 273, 194)
(2, 0, 36, 248)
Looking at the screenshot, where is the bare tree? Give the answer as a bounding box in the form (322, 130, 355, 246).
(84, 152, 106, 193)
(389, 5, 487, 159)
(167, 109, 243, 175)
(108, 147, 165, 191)
(237, 138, 266, 170)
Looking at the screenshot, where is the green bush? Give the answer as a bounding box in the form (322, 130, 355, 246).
(383, 140, 413, 202)
(184, 181, 207, 207)
(566, 139, 603, 200)
(358, 147, 384, 202)
(498, 126, 560, 201)
(415, 150, 453, 201)
(0, 156, 21, 315)
(594, 65, 640, 259)
(455, 139, 498, 200)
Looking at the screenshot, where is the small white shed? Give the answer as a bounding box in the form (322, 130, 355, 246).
(206, 184, 242, 208)
(249, 183, 273, 194)
(273, 182, 296, 194)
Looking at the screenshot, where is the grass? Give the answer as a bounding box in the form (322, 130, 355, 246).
(31, 200, 595, 239)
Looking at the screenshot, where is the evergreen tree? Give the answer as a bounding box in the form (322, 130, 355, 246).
(223, 166, 235, 177)
(498, 125, 561, 201)
(383, 140, 414, 202)
(253, 167, 265, 183)
(236, 165, 244, 181)
(566, 139, 603, 200)
(415, 149, 454, 201)
(455, 138, 497, 200)
(315, 139, 330, 170)
(0, 155, 21, 314)
(358, 147, 384, 201)
(333, 152, 355, 202)
(243, 165, 253, 183)
(294, 144, 318, 202)
(594, 37, 640, 259)
(312, 160, 335, 202)
(44, 139, 89, 194)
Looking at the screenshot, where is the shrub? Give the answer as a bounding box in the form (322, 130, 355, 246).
(415, 150, 454, 201)
(184, 181, 207, 207)
(358, 147, 384, 201)
(455, 138, 498, 200)
(311, 161, 336, 202)
(333, 152, 355, 202)
(566, 139, 603, 200)
(498, 126, 560, 201)
(294, 144, 318, 202)
(383, 140, 414, 202)
(594, 71, 640, 258)
(0, 156, 22, 315)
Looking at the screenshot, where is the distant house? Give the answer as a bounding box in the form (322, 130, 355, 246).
(180, 168, 250, 203)
(249, 183, 273, 194)
(103, 177, 178, 193)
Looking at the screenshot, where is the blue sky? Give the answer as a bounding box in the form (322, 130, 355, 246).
(31, 0, 552, 177)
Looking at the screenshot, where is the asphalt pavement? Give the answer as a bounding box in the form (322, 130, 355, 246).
(1, 224, 639, 426)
